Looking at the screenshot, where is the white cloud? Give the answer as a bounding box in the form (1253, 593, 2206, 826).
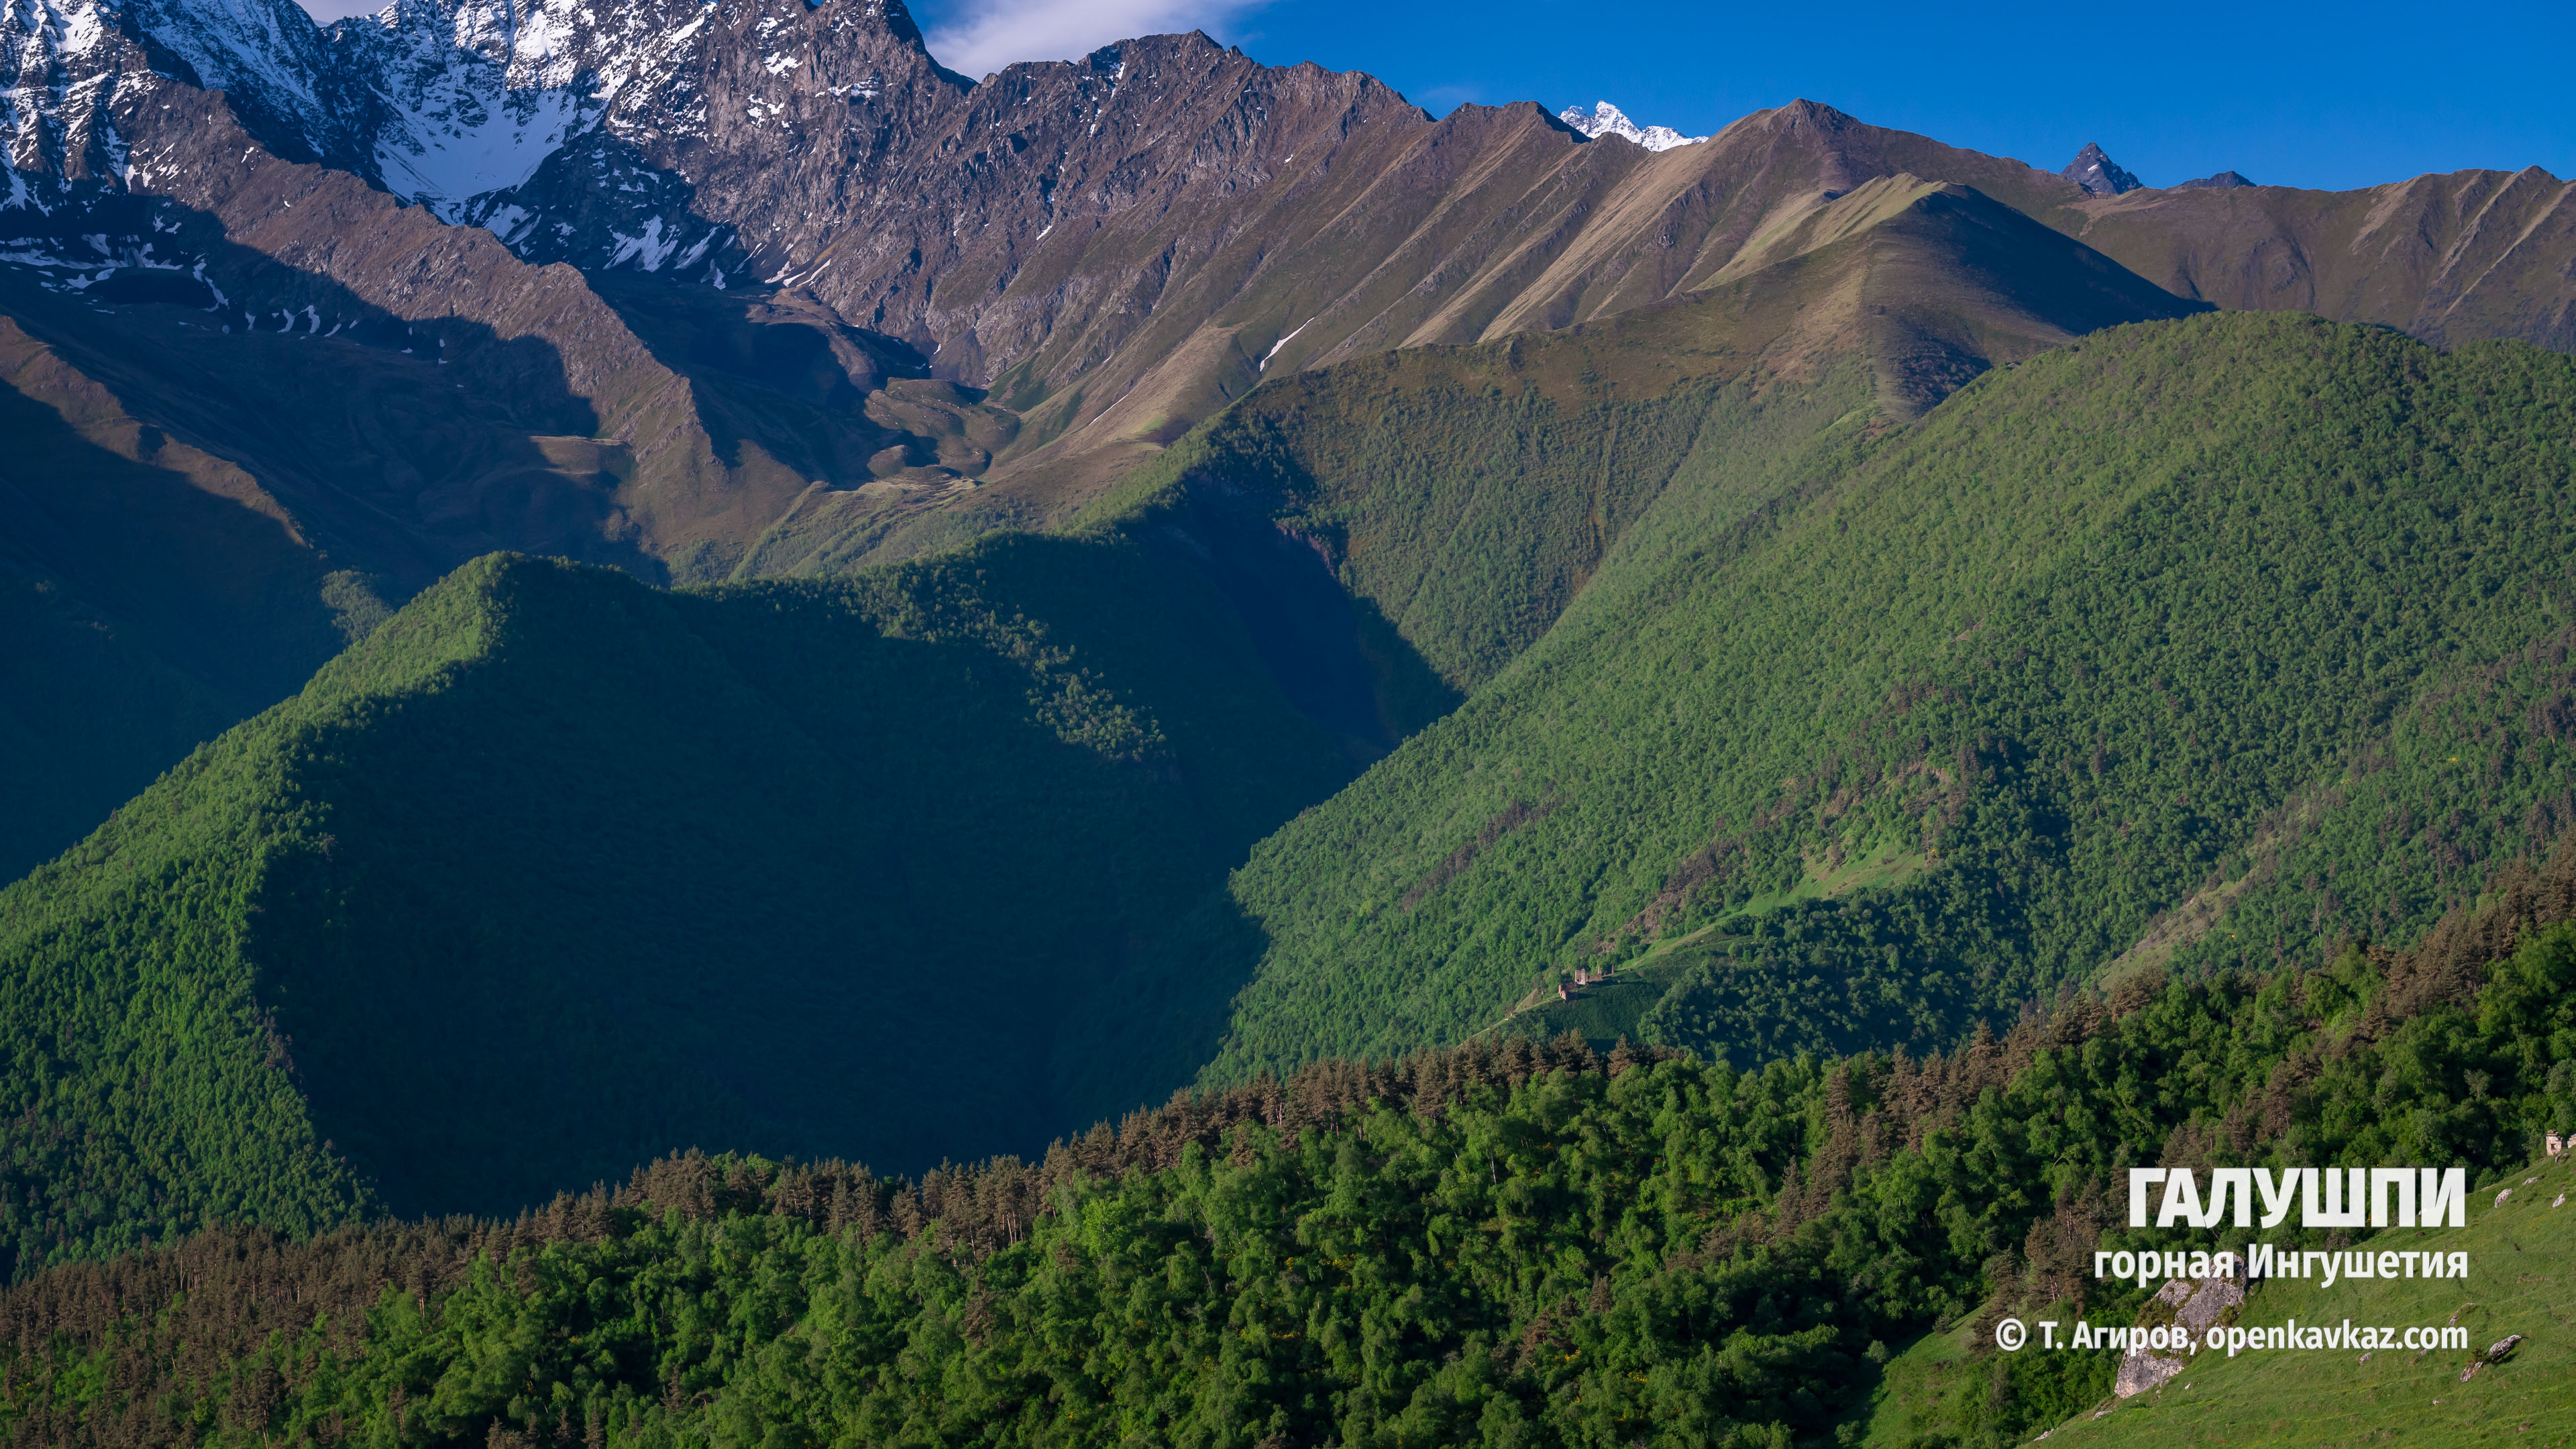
(924, 0, 1265, 80)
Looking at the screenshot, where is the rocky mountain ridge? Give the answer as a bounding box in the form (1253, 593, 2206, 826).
(11, 0, 2573, 488)
(5, 0, 2575, 879)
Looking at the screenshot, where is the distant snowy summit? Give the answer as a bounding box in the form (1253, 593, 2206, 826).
(1558, 101, 1706, 152)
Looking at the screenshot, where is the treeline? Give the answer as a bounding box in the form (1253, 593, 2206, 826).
(7, 840, 2575, 1448)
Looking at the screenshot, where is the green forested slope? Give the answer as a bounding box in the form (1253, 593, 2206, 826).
(0, 193, 1953, 1272)
(1141, 360, 1856, 699)
(1208, 313, 2576, 1080)
(0, 540, 1355, 1271)
(1, 224, 2521, 1300)
(5, 841, 2571, 1449)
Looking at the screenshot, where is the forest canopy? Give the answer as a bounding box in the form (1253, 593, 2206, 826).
(5, 841, 2573, 1448)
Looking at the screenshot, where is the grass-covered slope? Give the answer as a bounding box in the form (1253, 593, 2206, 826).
(0, 172, 2184, 889)
(1206, 313, 2576, 1081)
(0, 542, 1355, 1270)
(5, 838, 2571, 1449)
(1062, 180, 2204, 702)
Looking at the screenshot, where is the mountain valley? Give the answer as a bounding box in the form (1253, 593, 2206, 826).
(4, 1, 2576, 1444)
(9, 0, 2575, 885)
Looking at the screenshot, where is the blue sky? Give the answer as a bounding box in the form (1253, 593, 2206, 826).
(906, 0, 2576, 192)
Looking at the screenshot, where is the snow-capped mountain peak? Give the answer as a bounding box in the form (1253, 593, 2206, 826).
(119, 0, 349, 154)
(331, 0, 953, 226)
(1558, 101, 1704, 153)
(3, 0, 362, 178)
(327, 0, 650, 213)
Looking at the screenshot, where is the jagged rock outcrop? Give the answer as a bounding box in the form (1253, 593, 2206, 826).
(0, 0, 376, 175)
(2114, 1273, 2245, 1397)
(2063, 141, 2143, 195)
(2178, 169, 2255, 189)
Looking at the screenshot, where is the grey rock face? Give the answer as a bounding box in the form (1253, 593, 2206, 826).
(2112, 1273, 2243, 1398)
(2062, 141, 2142, 195)
(2177, 170, 2255, 189)
(2113, 1345, 2185, 1397)
(1, 0, 386, 178)
(289, 0, 1458, 402)
(435, 12, 1430, 374)
(2171, 1273, 2243, 1333)
(453, 127, 739, 282)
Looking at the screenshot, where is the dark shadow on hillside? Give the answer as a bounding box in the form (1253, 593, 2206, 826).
(1860, 184, 2215, 416)
(1354, 593, 1468, 737)
(584, 267, 929, 403)
(251, 555, 1344, 1213)
(1049, 883, 1274, 1134)
(456, 128, 972, 488)
(1026, 490, 1477, 1126)
(0, 185, 658, 585)
(584, 270, 951, 481)
(0, 370, 364, 877)
(0, 182, 675, 871)
(0, 572, 237, 884)
(1152, 486, 1428, 759)
(0, 375, 351, 712)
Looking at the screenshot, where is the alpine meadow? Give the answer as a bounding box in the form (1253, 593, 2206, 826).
(3, 0, 2576, 1443)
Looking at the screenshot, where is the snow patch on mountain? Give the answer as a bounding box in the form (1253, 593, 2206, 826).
(1, 170, 50, 213)
(121, 0, 346, 152)
(1557, 101, 1703, 153)
(8, 0, 316, 179)
(330, 0, 736, 213)
(372, 76, 592, 207)
(1259, 316, 1309, 370)
(336, 0, 592, 210)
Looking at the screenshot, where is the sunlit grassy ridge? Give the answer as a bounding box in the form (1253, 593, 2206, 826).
(1208, 313, 2576, 1079)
